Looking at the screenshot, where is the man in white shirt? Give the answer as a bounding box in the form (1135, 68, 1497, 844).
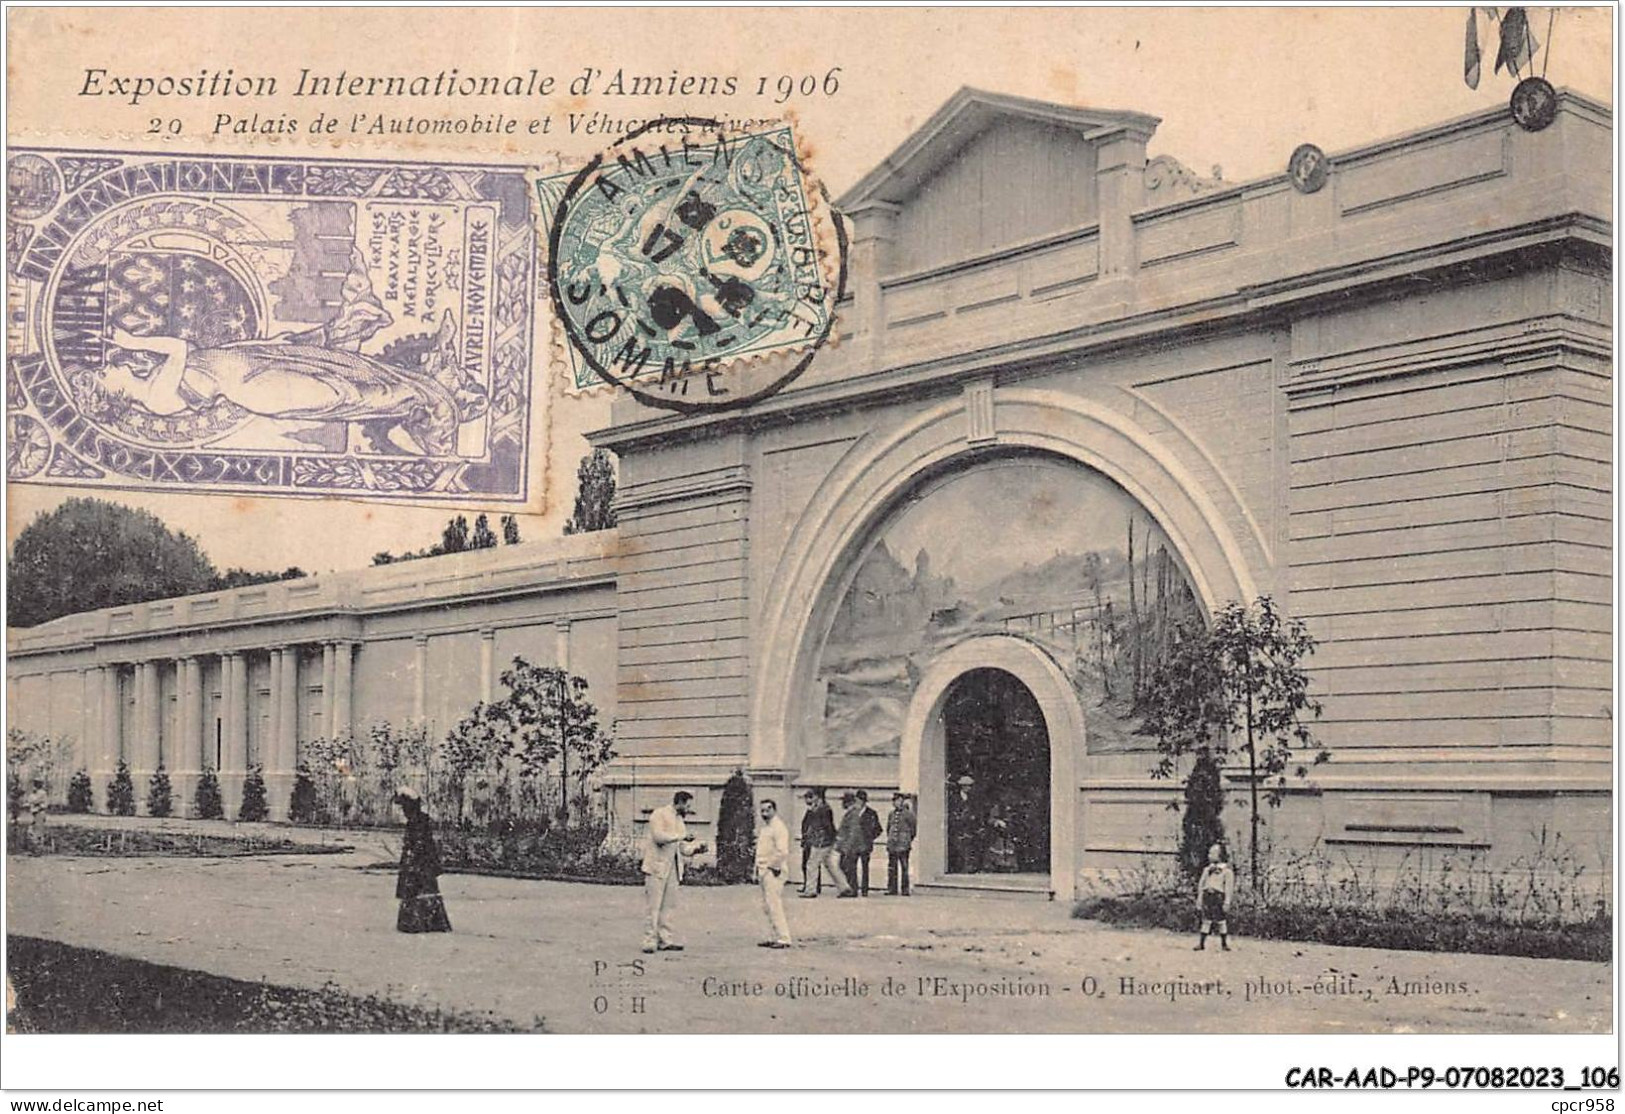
(641, 791, 707, 954)
(753, 798, 793, 948)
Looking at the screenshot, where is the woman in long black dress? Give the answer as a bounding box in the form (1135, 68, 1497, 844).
(394, 788, 452, 933)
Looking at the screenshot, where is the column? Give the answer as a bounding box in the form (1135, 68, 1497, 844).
(331, 641, 354, 741)
(136, 661, 162, 799)
(278, 648, 299, 767)
(267, 651, 283, 770)
(221, 652, 248, 814)
(174, 657, 202, 814)
(479, 629, 496, 704)
(320, 642, 337, 738)
(100, 666, 122, 775)
(412, 634, 429, 722)
(266, 648, 297, 821)
(554, 620, 573, 809)
(80, 667, 103, 780)
(554, 619, 572, 672)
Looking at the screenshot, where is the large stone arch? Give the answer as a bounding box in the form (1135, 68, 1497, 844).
(751, 386, 1262, 771)
(898, 633, 1083, 899)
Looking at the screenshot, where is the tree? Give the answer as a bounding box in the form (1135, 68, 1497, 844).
(288, 762, 318, 823)
(211, 566, 306, 591)
(106, 760, 136, 816)
(67, 770, 94, 814)
(441, 515, 470, 555)
(194, 767, 224, 820)
(238, 765, 269, 821)
(374, 513, 520, 566)
(147, 765, 174, 818)
(8, 499, 216, 627)
(1178, 749, 1226, 879)
(476, 657, 614, 824)
(1138, 596, 1326, 892)
(7, 498, 307, 626)
(6, 729, 65, 817)
(714, 770, 755, 882)
(564, 449, 618, 535)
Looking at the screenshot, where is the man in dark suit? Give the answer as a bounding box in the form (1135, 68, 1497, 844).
(886, 793, 917, 896)
(799, 788, 845, 897)
(853, 789, 883, 896)
(834, 791, 866, 899)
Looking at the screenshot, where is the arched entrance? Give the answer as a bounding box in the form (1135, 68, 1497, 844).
(900, 635, 1084, 899)
(751, 388, 1264, 900)
(942, 668, 1051, 876)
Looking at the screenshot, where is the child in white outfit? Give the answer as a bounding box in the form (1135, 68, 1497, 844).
(1194, 842, 1235, 951)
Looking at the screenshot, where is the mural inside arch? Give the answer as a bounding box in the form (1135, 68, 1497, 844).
(810, 456, 1204, 758)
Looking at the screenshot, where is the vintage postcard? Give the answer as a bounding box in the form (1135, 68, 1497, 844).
(2, 4, 1617, 1097)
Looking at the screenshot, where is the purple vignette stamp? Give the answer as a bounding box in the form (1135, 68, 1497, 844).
(5, 149, 536, 501)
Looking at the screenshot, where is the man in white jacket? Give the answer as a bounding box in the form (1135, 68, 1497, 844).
(753, 798, 793, 948)
(641, 791, 707, 954)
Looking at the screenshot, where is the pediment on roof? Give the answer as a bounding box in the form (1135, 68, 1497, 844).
(837, 87, 1160, 212)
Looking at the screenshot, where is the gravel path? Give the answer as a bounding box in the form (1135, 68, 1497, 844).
(6, 850, 1609, 1034)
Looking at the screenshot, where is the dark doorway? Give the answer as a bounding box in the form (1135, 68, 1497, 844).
(942, 668, 1050, 874)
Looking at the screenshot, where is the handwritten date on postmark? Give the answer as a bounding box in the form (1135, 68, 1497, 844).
(5, 149, 535, 501)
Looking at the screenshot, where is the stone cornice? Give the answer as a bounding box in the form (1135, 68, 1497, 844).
(1284, 316, 1613, 402)
(6, 536, 619, 661)
(614, 464, 752, 513)
(590, 211, 1607, 455)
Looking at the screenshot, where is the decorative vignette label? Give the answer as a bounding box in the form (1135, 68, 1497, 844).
(6, 148, 536, 501)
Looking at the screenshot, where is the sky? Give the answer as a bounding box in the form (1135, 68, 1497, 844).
(5, 6, 1614, 573)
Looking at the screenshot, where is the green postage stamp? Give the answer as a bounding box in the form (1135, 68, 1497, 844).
(538, 119, 843, 411)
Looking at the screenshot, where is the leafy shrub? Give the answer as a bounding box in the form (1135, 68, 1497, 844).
(714, 769, 754, 882)
(8, 729, 70, 815)
(288, 762, 318, 823)
(24, 824, 350, 858)
(194, 768, 224, 820)
(238, 765, 269, 821)
(146, 766, 173, 818)
(105, 760, 136, 816)
(1073, 830, 1613, 962)
(67, 770, 94, 814)
(302, 724, 433, 828)
(436, 818, 644, 883)
(1178, 749, 1225, 878)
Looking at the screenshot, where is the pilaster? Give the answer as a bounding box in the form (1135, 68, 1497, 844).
(331, 641, 354, 741)
(479, 628, 496, 704)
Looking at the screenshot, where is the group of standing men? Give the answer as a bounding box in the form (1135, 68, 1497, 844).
(639, 787, 919, 953)
(798, 788, 916, 900)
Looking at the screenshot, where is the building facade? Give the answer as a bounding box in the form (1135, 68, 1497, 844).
(8, 89, 1612, 900)
(6, 534, 618, 819)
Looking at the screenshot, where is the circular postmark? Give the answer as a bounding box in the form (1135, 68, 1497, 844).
(7, 154, 60, 221)
(544, 117, 848, 414)
(1286, 143, 1330, 194)
(1510, 77, 1558, 133)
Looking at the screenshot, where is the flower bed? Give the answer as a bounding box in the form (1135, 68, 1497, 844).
(1072, 892, 1611, 962)
(1072, 834, 1612, 963)
(11, 824, 351, 859)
